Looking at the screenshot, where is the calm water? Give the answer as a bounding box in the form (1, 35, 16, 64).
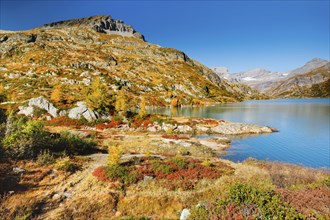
(150, 99, 330, 168)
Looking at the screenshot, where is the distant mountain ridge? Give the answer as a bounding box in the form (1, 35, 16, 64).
(266, 63, 330, 98)
(289, 58, 328, 76)
(212, 58, 329, 97)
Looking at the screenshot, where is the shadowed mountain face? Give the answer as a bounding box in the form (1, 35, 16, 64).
(0, 15, 254, 107)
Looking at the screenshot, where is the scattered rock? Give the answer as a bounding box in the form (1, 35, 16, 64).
(13, 167, 25, 173)
(67, 130, 91, 138)
(143, 176, 154, 181)
(147, 126, 157, 132)
(195, 125, 210, 133)
(180, 208, 190, 220)
(63, 192, 72, 198)
(177, 125, 193, 133)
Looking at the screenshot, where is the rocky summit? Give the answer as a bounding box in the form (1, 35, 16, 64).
(0, 15, 255, 108)
(42, 15, 145, 41)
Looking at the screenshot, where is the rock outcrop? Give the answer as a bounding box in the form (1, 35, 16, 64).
(42, 15, 145, 41)
(68, 101, 99, 122)
(18, 96, 58, 117)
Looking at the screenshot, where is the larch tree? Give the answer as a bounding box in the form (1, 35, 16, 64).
(50, 84, 64, 104)
(85, 77, 114, 113)
(115, 89, 127, 115)
(138, 96, 147, 118)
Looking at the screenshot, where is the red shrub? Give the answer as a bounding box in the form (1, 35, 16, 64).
(161, 135, 189, 140)
(45, 116, 83, 128)
(130, 116, 151, 129)
(92, 167, 111, 182)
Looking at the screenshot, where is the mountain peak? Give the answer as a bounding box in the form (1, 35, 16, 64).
(307, 57, 328, 64)
(290, 58, 328, 75)
(41, 15, 145, 41)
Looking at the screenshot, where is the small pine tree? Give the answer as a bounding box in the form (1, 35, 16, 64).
(50, 84, 64, 104)
(138, 96, 147, 118)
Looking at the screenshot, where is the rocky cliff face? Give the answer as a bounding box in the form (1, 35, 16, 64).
(0, 15, 245, 107)
(42, 15, 145, 41)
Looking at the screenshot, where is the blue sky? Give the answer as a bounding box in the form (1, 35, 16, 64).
(1, 0, 329, 73)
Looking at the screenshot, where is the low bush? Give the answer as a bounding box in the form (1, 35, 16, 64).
(106, 165, 137, 184)
(170, 156, 187, 169)
(1, 116, 96, 159)
(44, 116, 84, 128)
(2, 119, 54, 159)
(92, 167, 110, 182)
(55, 131, 96, 155)
(36, 150, 55, 166)
(189, 182, 304, 219)
(32, 107, 48, 118)
(54, 157, 79, 173)
(151, 160, 174, 175)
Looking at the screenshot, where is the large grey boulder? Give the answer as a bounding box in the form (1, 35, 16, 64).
(17, 106, 34, 117)
(28, 96, 58, 117)
(68, 101, 99, 122)
(17, 96, 59, 117)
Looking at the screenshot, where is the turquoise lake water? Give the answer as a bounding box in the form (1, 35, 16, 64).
(150, 99, 330, 168)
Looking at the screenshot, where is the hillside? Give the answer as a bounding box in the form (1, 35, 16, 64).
(0, 15, 248, 109)
(266, 63, 330, 98)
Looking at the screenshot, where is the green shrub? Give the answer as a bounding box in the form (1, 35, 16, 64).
(36, 150, 55, 166)
(54, 157, 79, 173)
(178, 146, 190, 156)
(201, 159, 213, 167)
(2, 118, 54, 159)
(151, 160, 173, 174)
(106, 165, 137, 184)
(55, 131, 96, 155)
(189, 183, 303, 219)
(32, 107, 48, 118)
(190, 206, 209, 220)
(221, 183, 303, 219)
(170, 156, 187, 169)
(2, 116, 96, 159)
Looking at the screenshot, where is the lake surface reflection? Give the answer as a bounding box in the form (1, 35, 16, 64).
(150, 99, 330, 168)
